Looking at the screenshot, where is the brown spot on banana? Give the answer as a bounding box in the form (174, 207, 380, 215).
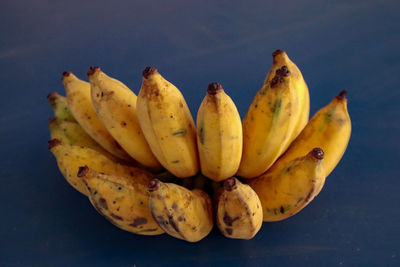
(130, 217, 148, 227)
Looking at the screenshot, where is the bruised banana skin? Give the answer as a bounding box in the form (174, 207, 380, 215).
(88, 67, 160, 168)
(47, 92, 76, 122)
(148, 179, 213, 242)
(248, 148, 325, 222)
(216, 178, 263, 239)
(136, 67, 199, 178)
(48, 139, 141, 196)
(62, 71, 131, 161)
(269, 91, 351, 177)
(264, 50, 310, 142)
(196, 83, 242, 181)
(237, 64, 299, 178)
(77, 166, 164, 235)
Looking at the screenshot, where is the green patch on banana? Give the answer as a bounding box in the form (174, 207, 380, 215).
(271, 98, 282, 115)
(172, 128, 187, 137)
(198, 121, 205, 145)
(325, 106, 337, 124)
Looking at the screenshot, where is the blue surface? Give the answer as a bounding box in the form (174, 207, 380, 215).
(1, 0, 399, 266)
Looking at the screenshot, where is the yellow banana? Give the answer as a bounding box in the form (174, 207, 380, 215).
(237, 64, 299, 178)
(77, 166, 164, 235)
(196, 83, 242, 181)
(148, 178, 213, 242)
(88, 67, 160, 168)
(264, 49, 310, 141)
(269, 90, 351, 177)
(136, 67, 199, 178)
(215, 177, 262, 239)
(62, 71, 131, 161)
(248, 148, 325, 221)
(48, 139, 140, 196)
(47, 92, 76, 122)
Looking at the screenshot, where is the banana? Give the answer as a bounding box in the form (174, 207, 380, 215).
(248, 148, 325, 221)
(136, 67, 199, 178)
(237, 63, 299, 178)
(268, 90, 351, 177)
(47, 92, 76, 122)
(148, 178, 213, 242)
(48, 139, 140, 196)
(88, 67, 161, 168)
(49, 117, 116, 158)
(215, 177, 263, 239)
(264, 49, 310, 141)
(77, 166, 164, 235)
(196, 83, 242, 181)
(62, 71, 131, 161)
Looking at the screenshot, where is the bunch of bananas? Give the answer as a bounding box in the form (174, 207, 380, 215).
(47, 50, 351, 242)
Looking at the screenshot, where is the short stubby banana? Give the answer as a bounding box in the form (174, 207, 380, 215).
(264, 49, 310, 141)
(248, 148, 325, 221)
(215, 177, 263, 239)
(148, 178, 213, 242)
(136, 67, 199, 178)
(237, 64, 299, 178)
(48, 139, 140, 196)
(47, 92, 76, 122)
(77, 166, 164, 235)
(196, 83, 242, 181)
(88, 67, 160, 168)
(62, 71, 131, 161)
(269, 90, 351, 177)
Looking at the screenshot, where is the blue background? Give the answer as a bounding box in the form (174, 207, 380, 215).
(1, 0, 399, 266)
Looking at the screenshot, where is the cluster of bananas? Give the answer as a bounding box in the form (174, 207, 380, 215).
(47, 50, 351, 242)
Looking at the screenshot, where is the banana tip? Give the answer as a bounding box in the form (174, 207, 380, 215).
(336, 90, 347, 100)
(311, 148, 324, 160)
(207, 82, 223, 95)
(148, 178, 160, 192)
(142, 66, 158, 79)
(87, 66, 100, 76)
(77, 165, 89, 177)
(47, 92, 57, 104)
(272, 49, 285, 57)
(48, 138, 61, 149)
(224, 177, 237, 191)
(62, 71, 71, 80)
(48, 117, 57, 124)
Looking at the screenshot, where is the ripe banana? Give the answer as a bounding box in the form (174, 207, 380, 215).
(136, 67, 199, 178)
(215, 177, 262, 239)
(148, 178, 213, 242)
(248, 148, 325, 221)
(48, 139, 140, 196)
(88, 67, 161, 168)
(196, 83, 242, 181)
(237, 64, 299, 178)
(47, 92, 76, 122)
(269, 90, 351, 177)
(264, 49, 310, 142)
(62, 71, 131, 161)
(77, 166, 164, 235)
